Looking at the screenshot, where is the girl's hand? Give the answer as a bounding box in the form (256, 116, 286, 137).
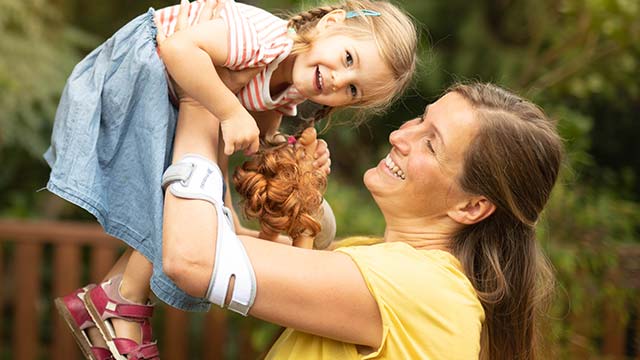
(220, 110, 260, 155)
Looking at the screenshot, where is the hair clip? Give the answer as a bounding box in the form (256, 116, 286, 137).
(287, 27, 296, 35)
(287, 135, 297, 145)
(345, 9, 381, 19)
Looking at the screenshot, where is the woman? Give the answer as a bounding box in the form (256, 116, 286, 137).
(162, 82, 562, 359)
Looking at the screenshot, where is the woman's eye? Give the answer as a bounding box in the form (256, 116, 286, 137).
(346, 51, 353, 66)
(426, 139, 435, 154)
(349, 84, 357, 98)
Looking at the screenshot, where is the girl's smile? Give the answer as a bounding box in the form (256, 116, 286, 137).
(289, 34, 392, 107)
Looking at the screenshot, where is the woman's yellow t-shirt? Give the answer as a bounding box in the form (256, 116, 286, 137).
(266, 237, 485, 360)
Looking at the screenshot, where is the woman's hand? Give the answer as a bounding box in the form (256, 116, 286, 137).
(155, 0, 262, 99)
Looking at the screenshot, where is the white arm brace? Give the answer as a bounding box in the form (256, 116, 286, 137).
(161, 154, 257, 316)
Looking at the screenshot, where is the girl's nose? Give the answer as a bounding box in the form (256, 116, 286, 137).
(330, 70, 351, 91)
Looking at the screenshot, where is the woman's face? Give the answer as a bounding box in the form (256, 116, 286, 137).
(364, 92, 480, 220)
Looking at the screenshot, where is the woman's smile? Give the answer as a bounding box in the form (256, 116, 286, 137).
(383, 154, 405, 180)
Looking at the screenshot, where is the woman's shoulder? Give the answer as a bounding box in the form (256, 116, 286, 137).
(336, 239, 463, 274)
(335, 239, 484, 358)
(336, 239, 482, 318)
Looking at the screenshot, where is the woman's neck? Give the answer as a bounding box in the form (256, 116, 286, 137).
(270, 55, 295, 96)
(382, 218, 459, 252)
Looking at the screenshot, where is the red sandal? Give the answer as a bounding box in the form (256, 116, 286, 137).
(83, 275, 160, 360)
(54, 285, 115, 360)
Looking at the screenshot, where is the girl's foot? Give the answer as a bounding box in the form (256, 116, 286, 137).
(54, 285, 115, 360)
(83, 275, 160, 360)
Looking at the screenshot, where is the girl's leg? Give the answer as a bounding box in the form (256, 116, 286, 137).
(102, 249, 133, 280)
(108, 250, 153, 344)
(86, 248, 134, 347)
(86, 248, 152, 346)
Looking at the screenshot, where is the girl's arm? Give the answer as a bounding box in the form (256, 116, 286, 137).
(157, 16, 259, 156)
(163, 100, 383, 349)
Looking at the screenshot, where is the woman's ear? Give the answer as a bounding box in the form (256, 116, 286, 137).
(447, 196, 496, 225)
(316, 9, 347, 30)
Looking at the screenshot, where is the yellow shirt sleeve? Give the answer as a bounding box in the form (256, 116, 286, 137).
(267, 239, 485, 360)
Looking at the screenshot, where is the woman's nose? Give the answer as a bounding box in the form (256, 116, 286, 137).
(389, 129, 409, 154)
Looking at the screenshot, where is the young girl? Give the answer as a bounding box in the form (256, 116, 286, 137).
(49, 0, 417, 358)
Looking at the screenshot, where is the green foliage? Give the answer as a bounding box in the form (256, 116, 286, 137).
(325, 177, 385, 237)
(0, 0, 98, 158)
(0, 0, 638, 357)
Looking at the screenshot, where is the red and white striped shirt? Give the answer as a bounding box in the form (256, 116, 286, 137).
(155, 0, 305, 116)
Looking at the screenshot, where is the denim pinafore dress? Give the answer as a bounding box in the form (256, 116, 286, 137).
(44, 9, 210, 312)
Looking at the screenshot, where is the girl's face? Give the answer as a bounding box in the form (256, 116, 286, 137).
(290, 32, 392, 107)
(364, 92, 480, 220)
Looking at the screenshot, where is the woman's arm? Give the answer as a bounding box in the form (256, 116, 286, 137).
(163, 100, 383, 348)
(241, 235, 382, 347)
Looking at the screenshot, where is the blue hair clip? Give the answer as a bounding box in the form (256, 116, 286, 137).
(345, 9, 381, 19)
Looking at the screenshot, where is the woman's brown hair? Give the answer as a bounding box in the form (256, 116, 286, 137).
(233, 128, 327, 248)
(450, 83, 562, 360)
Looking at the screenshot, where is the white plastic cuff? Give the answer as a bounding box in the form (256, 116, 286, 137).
(161, 154, 256, 315)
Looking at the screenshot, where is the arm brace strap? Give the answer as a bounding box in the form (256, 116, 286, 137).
(161, 154, 257, 316)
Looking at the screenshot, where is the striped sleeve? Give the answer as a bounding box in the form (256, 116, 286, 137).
(275, 87, 305, 116)
(155, 1, 208, 37)
(237, 71, 268, 111)
(222, 2, 291, 70)
(276, 101, 299, 117)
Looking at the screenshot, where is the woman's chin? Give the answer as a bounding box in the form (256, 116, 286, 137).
(363, 166, 390, 198)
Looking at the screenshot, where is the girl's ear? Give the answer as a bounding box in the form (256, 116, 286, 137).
(447, 196, 496, 225)
(316, 9, 347, 30)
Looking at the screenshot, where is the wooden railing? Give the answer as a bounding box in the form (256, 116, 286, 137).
(0, 219, 260, 360)
(1, 219, 638, 359)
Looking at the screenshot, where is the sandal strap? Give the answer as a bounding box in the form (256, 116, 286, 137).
(90, 346, 115, 360)
(89, 275, 154, 321)
(113, 339, 160, 360)
(61, 285, 97, 330)
(104, 301, 154, 319)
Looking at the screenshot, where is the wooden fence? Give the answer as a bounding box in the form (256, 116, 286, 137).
(1, 219, 639, 359)
(0, 219, 261, 360)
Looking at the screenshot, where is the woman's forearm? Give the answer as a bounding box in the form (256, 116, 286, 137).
(162, 101, 221, 297)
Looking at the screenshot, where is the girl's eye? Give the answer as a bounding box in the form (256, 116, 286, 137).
(349, 84, 358, 98)
(346, 51, 353, 66)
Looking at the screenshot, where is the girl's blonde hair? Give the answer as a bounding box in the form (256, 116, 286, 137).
(287, 0, 418, 121)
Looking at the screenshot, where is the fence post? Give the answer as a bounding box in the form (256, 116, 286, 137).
(602, 266, 627, 358)
(14, 240, 42, 360)
(89, 246, 118, 283)
(162, 306, 189, 358)
(52, 243, 82, 360)
(203, 307, 227, 359)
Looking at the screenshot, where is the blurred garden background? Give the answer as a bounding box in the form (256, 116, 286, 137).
(1, 0, 639, 358)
